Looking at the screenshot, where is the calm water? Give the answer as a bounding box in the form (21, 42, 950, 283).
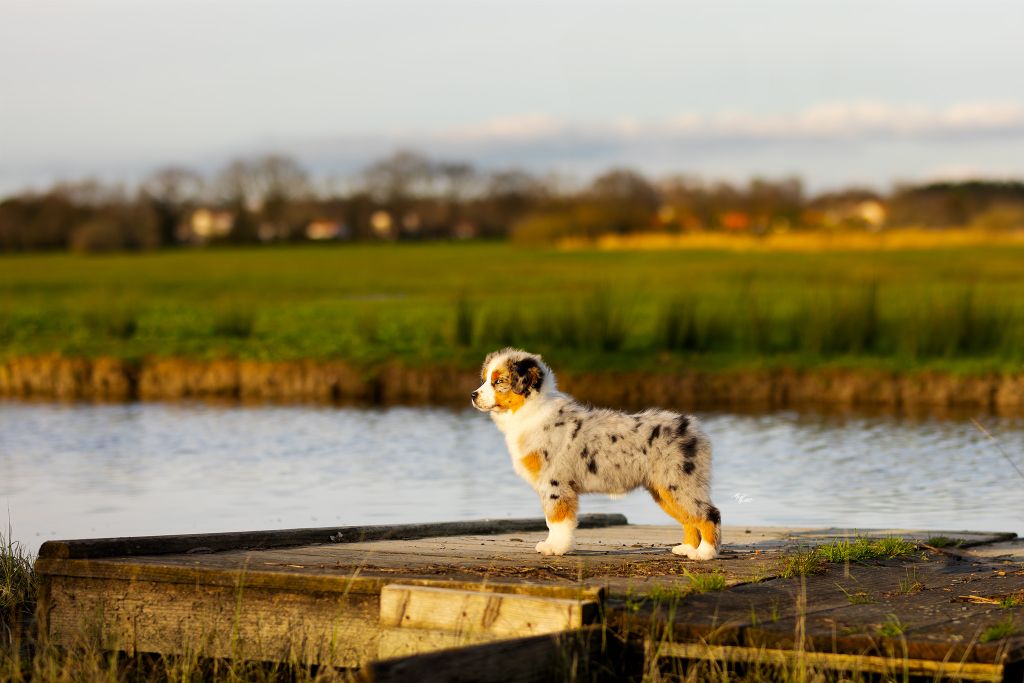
(2, 401, 1022, 554)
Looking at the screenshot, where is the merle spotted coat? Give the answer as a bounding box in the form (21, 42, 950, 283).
(472, 348, 721, 560)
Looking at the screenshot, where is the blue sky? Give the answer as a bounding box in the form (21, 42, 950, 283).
(2, 0, 1023, 193)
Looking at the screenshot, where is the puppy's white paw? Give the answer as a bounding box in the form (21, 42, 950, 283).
(671, 543, 699, 559)
(535, 539, 574, 556)
(692, 540, 719, 561)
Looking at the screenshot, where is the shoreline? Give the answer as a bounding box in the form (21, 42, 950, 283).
(1, 354, 1022, 416)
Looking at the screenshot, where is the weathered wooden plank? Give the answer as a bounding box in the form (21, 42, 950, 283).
(122, 548, 463, 570)
(41, 573, 381, 667)
(650, 642, 1006, 682)
(35, 557, 390, 594)
(376, 628, 502, 660)
(899, 611, 1024, 665)
(36, 556, 604, 601)
(783, 529, 1017, 549)
(359, 626, 625, 683)
(745, 558, 1024, 663)
(37, 513, 629, 559)
(379, 584, 597, 637)
(610, 554, 991, 653)
(614, 561, 900, 643)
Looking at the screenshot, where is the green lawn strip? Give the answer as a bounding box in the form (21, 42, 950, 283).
(2, 243, 1024, 373)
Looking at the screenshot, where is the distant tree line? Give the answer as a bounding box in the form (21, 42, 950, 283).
(2, 150, 1024, 252)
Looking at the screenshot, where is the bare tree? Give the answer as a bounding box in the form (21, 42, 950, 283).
(142, 166, 205, 246)
(260, 155, 311, 202)
(216, 154, 309, 211)
(486, 169, 542, 198)
(436, 161, 477, 201)
(435, 160, 478, 223)
(362, 150, 433, 206)
(589, 168, 659, 210)
(142, 166, 205, 206)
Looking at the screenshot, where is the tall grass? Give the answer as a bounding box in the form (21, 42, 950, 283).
(212, 304, 256, 339)
(1, 528, 34, 648)
(902, 287, 1008, 359)
(475, 291, 630, 354)
(453, 295, 474, 347)
(82, 305, 139, 340)
(797, 282, 880, 355)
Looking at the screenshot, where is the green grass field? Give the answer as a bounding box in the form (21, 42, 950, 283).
(2, 242, 1023, 373)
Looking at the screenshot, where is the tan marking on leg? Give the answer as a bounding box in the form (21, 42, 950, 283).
(696, 519, 719, 548)
(547, 495, 578, 524)
(650, 487, 700, 545)
(520, 452, 542, 482)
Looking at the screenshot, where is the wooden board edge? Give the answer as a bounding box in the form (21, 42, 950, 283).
(37, 514, 629, 560)
(957, 532, 1019, 548)
(33, 558, 605, 601)
(394, 578, 604, 602)
(34, 557, 388, 595)
(358, 626, 622, 683)
(651, 642, 1006, 681)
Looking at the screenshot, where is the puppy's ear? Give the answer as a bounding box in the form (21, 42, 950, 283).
(511, 357, 544, 396)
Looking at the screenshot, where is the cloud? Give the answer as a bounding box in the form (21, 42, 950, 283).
(436, 101, 1024, 144)
(434, 114, 564, 142)
(4, 101, 1024, 196)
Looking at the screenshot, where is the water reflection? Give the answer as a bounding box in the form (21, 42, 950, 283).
(1, 401, 1021, 553)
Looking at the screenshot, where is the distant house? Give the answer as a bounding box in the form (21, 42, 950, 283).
(370, 210, 395, 239)
(720, 211, 751, 232)
(853, 200, 886, 229)
(177, 208, 234, 244)
(453, 220, 478, 240)
(305, 219, 348, 241)
(807, 192, 888, 230)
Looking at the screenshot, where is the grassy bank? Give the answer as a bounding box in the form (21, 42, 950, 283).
(2, 243, 1024, 375)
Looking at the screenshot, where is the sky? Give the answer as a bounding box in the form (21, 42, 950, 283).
(2, 0, 1024, 194)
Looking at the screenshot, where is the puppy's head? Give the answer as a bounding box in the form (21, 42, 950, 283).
(471, 348, 552, 413)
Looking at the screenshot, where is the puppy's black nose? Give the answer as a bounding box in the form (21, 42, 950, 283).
(471, 390, 479, 400)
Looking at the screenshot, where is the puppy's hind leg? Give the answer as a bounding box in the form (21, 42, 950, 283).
(648, 487, 700, 559)
(536, 485, 578, 556)
(693, 502, 722, 561)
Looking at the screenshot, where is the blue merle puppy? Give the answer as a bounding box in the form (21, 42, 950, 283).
(471, 347, 720, 560)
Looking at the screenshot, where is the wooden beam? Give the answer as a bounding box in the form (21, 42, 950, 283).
(651, 642, 1005, 682)
(37, 514, 628, 560)
(41, 573, 382, 668)
(34, 558, 605, 601)
(379, 584, 598, 638)
(359, 627, 626, 683)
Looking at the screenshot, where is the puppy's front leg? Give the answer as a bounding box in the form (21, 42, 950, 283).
(535, 484, 577, 556)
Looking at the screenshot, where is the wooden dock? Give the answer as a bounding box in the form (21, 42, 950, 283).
(34, 516, 1024, 681)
